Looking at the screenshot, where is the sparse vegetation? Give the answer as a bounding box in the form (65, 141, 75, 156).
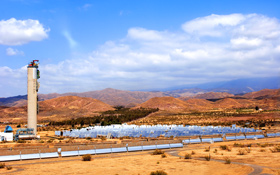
(100, 136, 107, 141)
(0, 163, 5, 169)
(6, 166, 12, 170)
(270, 146, 280, 153)
(191, 151, 196, 155)
(57, 137, 64, 140)
(204, 146, 210, 152)
(161, 154, 167, 158)
(245, 147, 251, 153)
(17, 140, 26, 143)
(47, 139, 54, 143)
(224, 157, 231, 164)
(233, 143, 244, 147)
(184, 153, 192, 159)
(257, 143, 274, 148)
(49, 108, 159, 126)
(204, 154, 211, 161)
(82, 154, 92, 161)
(150, 170, 168, 175)
(220, 145, 227, 150)
(237, 149, 247, 155)
(152, 149, 165, 155)
(220, 145, 231, 151)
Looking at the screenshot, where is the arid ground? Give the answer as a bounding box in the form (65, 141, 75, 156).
(0, 137, 279, 175)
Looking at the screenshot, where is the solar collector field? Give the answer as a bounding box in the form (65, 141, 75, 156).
(56, 124, 262, 138)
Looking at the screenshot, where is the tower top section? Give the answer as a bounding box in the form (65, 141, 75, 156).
(28, 60, 39, 68)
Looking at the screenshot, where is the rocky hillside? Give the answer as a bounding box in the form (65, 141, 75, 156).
(134, 97, 189, 112)
(0, 96, 114, 123)
(38, 88, 166, 107)
(193, 92, 234, 99)
(240, 89, 280, 99)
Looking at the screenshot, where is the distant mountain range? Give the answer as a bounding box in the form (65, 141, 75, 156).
(0, 76, 279, 107)
(0, 88, 279, 123)
(156, 76, 280, 94)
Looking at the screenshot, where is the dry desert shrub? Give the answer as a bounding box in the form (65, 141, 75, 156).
(245, 147, 251, 153)
(6, 166, 12, 170)
(237, 149, 247, 155)
(0, 163, 5, 169)
(152, 149, 164, 155)
(270, 146, 280, 153)
(150, 170, 168, 175)
(233, 143, 244, 147)
(161, 154, 167, 158)
(257, 143, 274, 148)
(220, 145, 231, 151)
(184, 153, 192, 159)
(100, 136, 107, 141)
(191, 151, 196, 155)
(224, 157, 231, 164)
(82, 154, 92, 161)
(220, 145, 228, 150)
(204, 146, 210, 152)
(17, 140, 26, 143)
(204, 154, 211, 161)
(47, 139, 54, 143)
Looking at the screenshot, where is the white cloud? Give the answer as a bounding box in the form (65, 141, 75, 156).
(1, 13, 280, 95)
(182, 13, 280, 40)
(182, 14, 245, 37)
(0, 18, 49, 45)
(127, 28, 163, 41)
(6, 47, 24, 56)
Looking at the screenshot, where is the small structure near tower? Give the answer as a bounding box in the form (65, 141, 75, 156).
(27, 60, 40, 135)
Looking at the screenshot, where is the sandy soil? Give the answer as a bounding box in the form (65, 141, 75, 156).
(0, 135, 279, 175)
(0, 151, 251, 175)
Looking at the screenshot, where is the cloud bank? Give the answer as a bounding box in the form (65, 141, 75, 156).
(6, 48, 24, 56)
(0, 18, 49, 45)
(1, 13, 280, 96)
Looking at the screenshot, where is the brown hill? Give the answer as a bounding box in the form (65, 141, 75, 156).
(241, 89, 280, 99)
(39, 88, 166, 107)
(38, 96, 114, 121)
(184, 98, 214, 110)
(194, 92, 234, 99)
(39, 96, 114, 112)
(0, 96, 114, 123)
(0, 95, 27, 107)
(135, 97, 215, 112)
(134, 97, 189, 112)
(214, 98, 244, 109)
(39, 93, 61, 101)
(164, 88, 207, 97)
(2, 88, 280, 108)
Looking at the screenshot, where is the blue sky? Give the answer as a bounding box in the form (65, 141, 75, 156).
(0, 0, 280, 97)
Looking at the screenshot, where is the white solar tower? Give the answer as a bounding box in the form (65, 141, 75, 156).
(27, 60, 40, 135)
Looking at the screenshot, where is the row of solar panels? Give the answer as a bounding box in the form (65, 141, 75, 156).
(0, 143, 183, 162)
(56, 124, 262, 138)
(57, 128, 261, 138)
(183, 133, 280, 144)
